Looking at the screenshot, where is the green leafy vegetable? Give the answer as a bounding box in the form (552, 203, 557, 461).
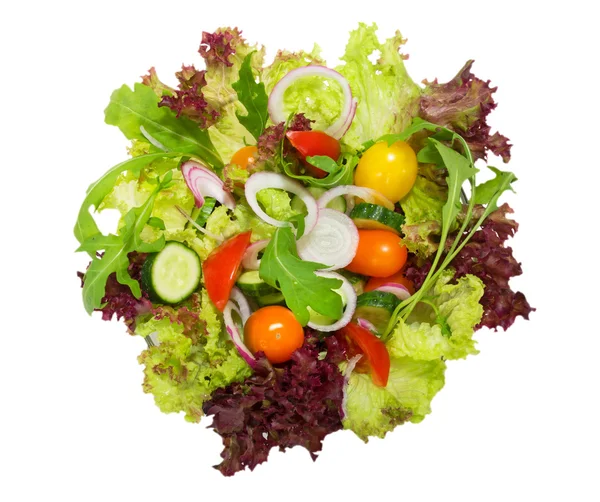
(231, 53, 268, 140)
(343, 356, 446, 441)
(137, 290, 252, 422)
(387, 271, 484, 361)
(336, 23, 421, 151)
(105, 83, 223, 168)
(79, 172, 173, 314)
(74, 152, 183, 249)
(305, 155, 341, 174)
(259, 227, 343, 325)
(383, 118, 516, 334)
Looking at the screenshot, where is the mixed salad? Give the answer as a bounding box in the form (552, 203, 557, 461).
(74, 24, 533, 476)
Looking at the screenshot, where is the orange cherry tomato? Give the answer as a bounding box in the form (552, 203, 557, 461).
(365, 271, 415, 295)
(345, 230, 408, 278)
(244, 306, 305, 364)
(202, 231, 252, 311)
(230, 145, 258, 170)
(286, 130, 341, 178)
(338, 323, 390, 387)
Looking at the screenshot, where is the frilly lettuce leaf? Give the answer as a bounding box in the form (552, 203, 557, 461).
(336, 23, 421, 150)
(256, 188, 297, 221)
(261, 45, 325, 95)
(387, 271, 485, 361)
(136, 290, 252, 422)
(343, 357, 446, 441)
(99, 159, 194, 239)
(201, 28, 266, 162)
(261, 45, 344, 132)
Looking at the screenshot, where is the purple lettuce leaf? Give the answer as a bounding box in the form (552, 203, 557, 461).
(202, 334, 345, 476)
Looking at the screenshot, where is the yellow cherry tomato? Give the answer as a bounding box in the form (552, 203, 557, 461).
(354, 140, 418, 203)
(244, 306, 305, 364)
(230, 145, 258, 169)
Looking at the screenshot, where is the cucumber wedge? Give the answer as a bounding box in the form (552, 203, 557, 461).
(353, 291, 401, 335)
(141, 241, 201, 304)
(350, 202, 405, 234)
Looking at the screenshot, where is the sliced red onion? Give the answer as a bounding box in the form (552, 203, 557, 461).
(242, 239, 269, 270)
(268, 66, 356, 139)
(297, 208, 358, 270)
(245, 172, 319, 234)
(223, 300, 257, 369)
(356, 318, 379, 334)
(375, 283, 412, 301)
(181, 160, 235, 210)
(307, 271, 356, 332)
(317, 185, 394, 213)
(229, 287, 252, 324)
(341, 354, 363, 418)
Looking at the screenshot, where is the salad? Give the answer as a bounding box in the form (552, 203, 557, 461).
(74, 24, 533, 476)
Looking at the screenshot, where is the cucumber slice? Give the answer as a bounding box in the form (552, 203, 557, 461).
(350, 202, 405, 234)
(195, 197, 217, 227)
(291, 187, 346, 214)
(353, 291, 401, 335)
(236, 270, 278, 297)
(256, 292, 285, 306)
(141, 242, 201, 304)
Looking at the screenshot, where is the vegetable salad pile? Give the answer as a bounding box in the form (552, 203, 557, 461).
(75, 24, 533, 476)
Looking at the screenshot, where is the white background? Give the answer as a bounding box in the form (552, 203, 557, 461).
(2, 1, 599, 500)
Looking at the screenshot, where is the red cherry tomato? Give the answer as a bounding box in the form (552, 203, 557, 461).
(365, 271, 415, 295)
(345, 230, 408, 277)
(286, 130, 341, 178)
(202, 231, 252, 311)
(230, 145, 258, 170)
(244, 306, 305, 364)
(338, 323, 390, 387)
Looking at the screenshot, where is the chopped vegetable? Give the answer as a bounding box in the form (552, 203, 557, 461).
(350, 202, 405, 234)
(203, 231, 252, 311)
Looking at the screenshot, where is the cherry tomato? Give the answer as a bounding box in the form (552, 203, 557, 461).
(365, 271, 415, 295)
(244, 306, 305, 364)
(286, 130, 341, 178)
(202, 231, 252, 311)
(345, 230, 408, 277)
(354, 140, 418, 203)
(230, 145, 258, 170)
(338, 323, 390, 387)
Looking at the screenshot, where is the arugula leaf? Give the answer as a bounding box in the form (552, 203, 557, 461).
(74, 152, 182, 250)
(305, 155, 341, 174)
(105, 83, 223, 169)
(281, 151, 358, 189)
(231, 53, 268, 140)
(474, 166, 517, 209)
(383, 118, 517, 335)
(147, 216, 166, 230)
(259, 227, 343, 325)
(80, 174, 172, 314)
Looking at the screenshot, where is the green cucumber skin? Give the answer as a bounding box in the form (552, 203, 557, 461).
(195, 197, 217, 227)
(350, 203, 405, 234)
(354, 291, 401, 335)
(236, 271, 278, 297)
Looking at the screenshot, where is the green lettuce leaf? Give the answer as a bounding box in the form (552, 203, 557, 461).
(343, 356, 446, 441)
(387, 271, 485, 361)
(256, 188, 297, 221)
(136, 290, 252, 422)
(99, 158, 194, 238)
(202, 30, 265, 162)
(261, 45, 325, 95)
(336, 23, 421, 150)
